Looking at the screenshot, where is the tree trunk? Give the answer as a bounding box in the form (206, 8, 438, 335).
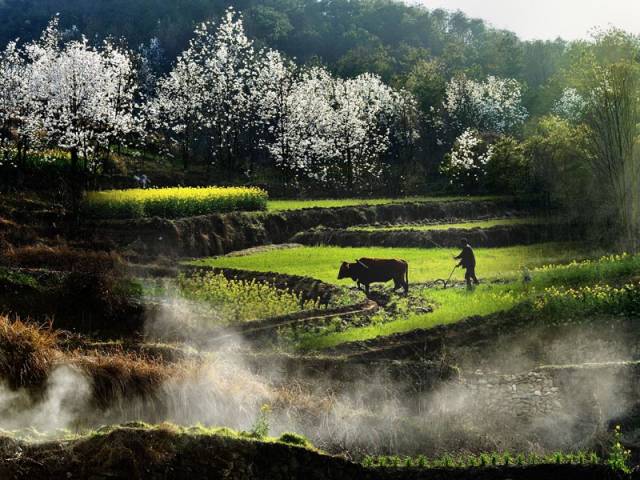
(70, 148, 82, 222)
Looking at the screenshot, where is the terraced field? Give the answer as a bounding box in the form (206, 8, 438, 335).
(347, 217, 541, 231)
(190, 242, 595, 285)
(267, 195, 502, 211)
(3, 195, 639, 479)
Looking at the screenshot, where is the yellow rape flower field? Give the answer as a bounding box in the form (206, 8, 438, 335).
(82, 186, 268, 219)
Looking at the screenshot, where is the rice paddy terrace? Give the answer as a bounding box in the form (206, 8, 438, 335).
(1, 193, 639, 479)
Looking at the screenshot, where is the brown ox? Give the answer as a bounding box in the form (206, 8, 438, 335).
(337, 258, 409, 295)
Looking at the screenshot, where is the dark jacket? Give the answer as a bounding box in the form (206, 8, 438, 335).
(455, 244, 476, 269)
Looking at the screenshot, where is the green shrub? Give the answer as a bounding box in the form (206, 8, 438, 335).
(607, 425, 632, 474)
(364, 450, 600, 470)
(250, 404, 271, 439)
(485, 136, 530, 194)
(278, 432, 313, 449)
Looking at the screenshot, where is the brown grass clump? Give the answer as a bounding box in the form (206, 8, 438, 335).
(73, 352, 176, 410)
(0, 314, 180, 416)
(0, 244, 124, 273)
(0, 315, 59, 389)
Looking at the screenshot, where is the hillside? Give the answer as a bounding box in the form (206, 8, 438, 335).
(0, 0, 565, 105)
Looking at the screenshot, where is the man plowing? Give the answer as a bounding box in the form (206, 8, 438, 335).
(453, 238, 479, 289)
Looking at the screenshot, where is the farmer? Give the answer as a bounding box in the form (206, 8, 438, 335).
(134, 174, 150, 189)
(453, 238, 479, 289)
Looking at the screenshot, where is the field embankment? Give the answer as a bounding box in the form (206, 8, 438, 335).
(87, 198, 531, 257)
(0, 425, 629, 480)
(292, 222, 579, 249)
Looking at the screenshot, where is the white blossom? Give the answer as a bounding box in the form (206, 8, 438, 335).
(443, 75, 527, 135)
(147, 9, 419, 187)
(150, 8, 261, 168)
(441, 128, 493, 189)
(0, 41, 26, 131)
(21, 18, 138, 170)
(553, 87, 588, 122)
(256, 66, 419, 188)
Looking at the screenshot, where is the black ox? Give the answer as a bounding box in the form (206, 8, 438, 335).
(338, 258, 409, 295)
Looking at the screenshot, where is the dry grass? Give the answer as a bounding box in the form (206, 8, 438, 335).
(0, 314, 176, 411)
(74, 352, 175, 409)
(0, 244, 124, 273)
(0, 316, 59, 389)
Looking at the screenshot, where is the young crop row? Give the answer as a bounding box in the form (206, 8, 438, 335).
(82, 186, 268, 219)
(177, 271, 321, 325)
(362, 451, 600, 469)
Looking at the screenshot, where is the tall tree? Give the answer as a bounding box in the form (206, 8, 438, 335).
(22, 18, 138, 206)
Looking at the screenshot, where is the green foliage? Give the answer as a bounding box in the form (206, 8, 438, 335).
(607, 426, 632, 474)
(82, 187, 268, 219)
(277, 432, 313, 448)
(363, 450, 600, 469)
(0, 0, 552, 88)
(525, 115, 593, 215)
(0, 267, 39, 290)
(485, 137, 530, 194)
(404, 60, 446, 114)
(532, 253, 640, 287)
(176, 271, 321, 325)
(250, 404, 271, 439)
(555, 29, 640, 246)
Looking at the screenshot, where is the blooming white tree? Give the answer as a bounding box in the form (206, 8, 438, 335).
(22, 18, 138, 172)
(0, 41, 26, 133)
(443, 75, 527, 136)
(0, 40, 27, 168)
(553, 87, 588, 123)
(440, 128, 494, 191)
(327, 73, 402, 188)
(150, 8, 261, 172)
(252, 53, 323, 180)
(150, 8, 419, 190)
(256, 65, 419, 190)
(148, 48, 206, 168)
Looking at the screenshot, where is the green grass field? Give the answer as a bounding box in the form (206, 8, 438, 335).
(189, 243, 596, 286)
(348, 217, 540, 232)
(297, 252, 640, 350)
(267, 196, 501, 211)
(189, 243, 636, 351)
(297, 284, 523, 350)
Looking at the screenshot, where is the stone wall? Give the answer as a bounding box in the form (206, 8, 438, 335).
(462, 362, 640, 421)
(464, 369, 561, 418)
